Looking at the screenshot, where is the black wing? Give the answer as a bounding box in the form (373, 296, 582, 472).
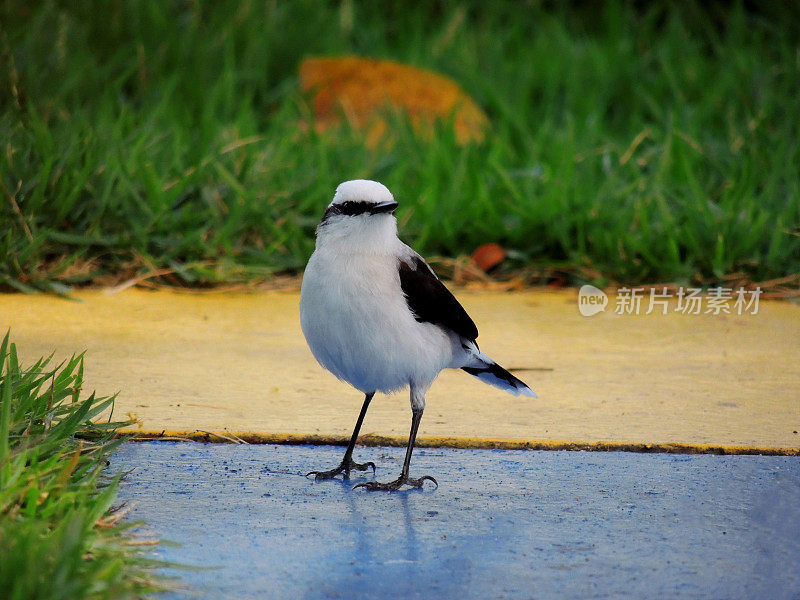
(398, 255, 479, 341)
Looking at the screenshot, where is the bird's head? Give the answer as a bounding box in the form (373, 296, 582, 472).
(315, 180, 399, 250)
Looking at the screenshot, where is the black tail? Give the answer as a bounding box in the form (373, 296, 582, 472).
(462, 363, 536, 397)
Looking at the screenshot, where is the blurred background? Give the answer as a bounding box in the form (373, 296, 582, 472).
(1, 1, 798, 294)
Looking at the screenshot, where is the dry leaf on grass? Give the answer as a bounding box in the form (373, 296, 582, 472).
(299, 56, 489, 147)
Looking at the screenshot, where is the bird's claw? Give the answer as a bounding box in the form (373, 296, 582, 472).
(346, 460, 376, 476)
(307, 458, 376, 480)
(353, 474, 438, 491)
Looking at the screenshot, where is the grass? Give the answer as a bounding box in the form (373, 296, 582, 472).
(0, 1, 798, 292)
(0, 331, 164, 599)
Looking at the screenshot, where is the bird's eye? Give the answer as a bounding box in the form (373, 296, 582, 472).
(337, 201, 372, 216)
(320, 201, 375, 225)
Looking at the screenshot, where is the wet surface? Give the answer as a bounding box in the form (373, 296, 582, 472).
(113, 442, 800, 599)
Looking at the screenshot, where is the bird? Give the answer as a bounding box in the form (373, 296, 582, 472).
(300, 179, 536, 491)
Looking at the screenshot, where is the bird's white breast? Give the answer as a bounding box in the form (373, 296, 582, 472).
(300, 241, 452, 394)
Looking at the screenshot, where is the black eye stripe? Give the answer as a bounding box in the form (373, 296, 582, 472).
(337, 201, 373, 215)
(320, 200, 374, 224)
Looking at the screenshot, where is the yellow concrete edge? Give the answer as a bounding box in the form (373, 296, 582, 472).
(121, 429, 800, 456)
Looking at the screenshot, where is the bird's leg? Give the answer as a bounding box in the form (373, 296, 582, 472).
(307, 392, 376, 480)
(354, 408, 437, 491)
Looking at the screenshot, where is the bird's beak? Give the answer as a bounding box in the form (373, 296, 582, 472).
(369, 200, 398, 215)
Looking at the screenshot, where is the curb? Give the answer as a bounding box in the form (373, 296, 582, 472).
(123, 430, 800, 456)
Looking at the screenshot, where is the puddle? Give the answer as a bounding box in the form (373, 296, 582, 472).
(112, 442, 800, 599)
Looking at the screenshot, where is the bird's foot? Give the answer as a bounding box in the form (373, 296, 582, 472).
(307, 456, 376, 481)
(353, 474, 437, 491)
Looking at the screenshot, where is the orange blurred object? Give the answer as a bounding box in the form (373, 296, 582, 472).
(471, 243, 506, 272)
(299, 56, 488, 146)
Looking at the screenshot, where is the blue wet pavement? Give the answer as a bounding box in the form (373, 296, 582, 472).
(112, 442, 800, 599)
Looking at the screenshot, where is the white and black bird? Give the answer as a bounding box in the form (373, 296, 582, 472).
(300, 179, 536, 491)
